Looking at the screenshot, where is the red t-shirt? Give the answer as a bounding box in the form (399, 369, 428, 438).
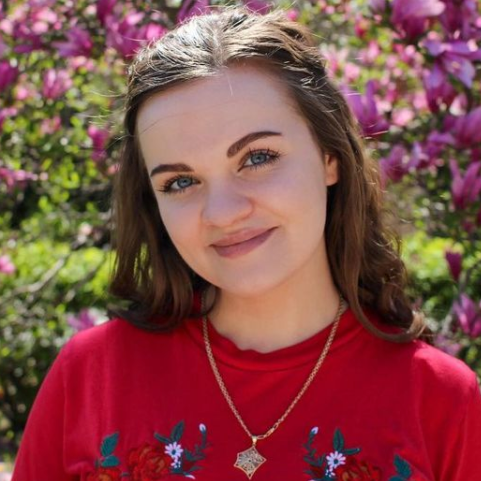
(12, 306, 481, 481)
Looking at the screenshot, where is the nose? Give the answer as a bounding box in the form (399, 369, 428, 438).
(201, 181, 254, 228)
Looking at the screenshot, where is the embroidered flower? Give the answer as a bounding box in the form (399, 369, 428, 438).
(327, 451, 346, 470)
(165, 441, 184, 461)
(128, 442, 171, 480)
(334, 457, 382, 481)
(86, 467, 122, 481)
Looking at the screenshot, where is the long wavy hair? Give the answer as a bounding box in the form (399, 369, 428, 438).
(109, 7, 430, 343)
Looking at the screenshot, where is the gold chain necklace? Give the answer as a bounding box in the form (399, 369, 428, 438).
(202, 293, 345, 479)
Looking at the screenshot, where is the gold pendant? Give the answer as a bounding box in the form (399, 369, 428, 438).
(234, 439, 266, 479)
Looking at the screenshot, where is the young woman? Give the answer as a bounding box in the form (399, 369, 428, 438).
(12, 8, 481, 481)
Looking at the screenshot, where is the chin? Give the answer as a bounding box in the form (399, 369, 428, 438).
(210, 268, 292, 298)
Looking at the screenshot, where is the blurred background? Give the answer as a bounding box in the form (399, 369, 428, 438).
(0, 0, 480, 471)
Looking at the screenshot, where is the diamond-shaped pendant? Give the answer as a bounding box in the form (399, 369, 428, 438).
(234, 445, 266, 479)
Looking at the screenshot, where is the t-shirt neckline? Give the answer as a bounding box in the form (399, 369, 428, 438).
(183, 306, 362, 372)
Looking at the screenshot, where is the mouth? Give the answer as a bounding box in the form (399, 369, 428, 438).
(211, 227, 277, 258)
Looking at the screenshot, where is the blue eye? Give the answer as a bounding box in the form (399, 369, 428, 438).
(244, 149, 281, 169)
(158, 175, 196, 194)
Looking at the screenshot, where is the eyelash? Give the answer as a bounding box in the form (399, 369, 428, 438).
(156, 148, 282, 195)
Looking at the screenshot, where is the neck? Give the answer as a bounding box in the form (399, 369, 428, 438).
(205, 255, 342, 354)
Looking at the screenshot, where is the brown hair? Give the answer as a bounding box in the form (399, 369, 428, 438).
(109, 7, 430, 342)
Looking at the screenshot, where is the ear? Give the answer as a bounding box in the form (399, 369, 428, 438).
(324, 154, 339, 187)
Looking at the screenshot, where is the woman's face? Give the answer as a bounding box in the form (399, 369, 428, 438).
(137, 65, 338, 296)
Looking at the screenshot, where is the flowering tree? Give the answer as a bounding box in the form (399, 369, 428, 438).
(0, 0, 480, 457)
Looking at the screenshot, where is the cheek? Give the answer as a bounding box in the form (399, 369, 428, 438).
(157, 201, 200, 252)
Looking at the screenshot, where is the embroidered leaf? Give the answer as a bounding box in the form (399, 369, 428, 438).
(171, 420, 185, 442)
(184, 449, 196, 462)
(100, 433, 119, 457)
(200, 427, 208, 447)
(388, 476, 406, 481)
(101, 455, 120, 468)
(394, 455, 412, 478)
(303, 456, 321, 467)
(343, 447, 361, 456)
(333, 428, 344, 452)
(154, 433, 172, 445)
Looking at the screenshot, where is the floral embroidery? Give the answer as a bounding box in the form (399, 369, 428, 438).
(303, 427, 414, 481)
(153, 421, 209, 478)
(86, 422, 209, 479)
(389, 454, 413, 481)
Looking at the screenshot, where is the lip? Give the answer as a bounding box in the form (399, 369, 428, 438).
(211, 228, 276, 247)
(211, 227, 277, 258)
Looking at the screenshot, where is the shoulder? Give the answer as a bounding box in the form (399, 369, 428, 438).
(364, 325, 479, 408)
(58, 317, 183, 369)
(363, 309, 478, 397)
(408, 340, 478, 396)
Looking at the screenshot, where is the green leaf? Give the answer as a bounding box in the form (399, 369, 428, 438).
(394, 455, 412, 478)
(154, 433, 172, 445)
(100, 433, 119, 457)
(333, 428, 344, 452)
(388, 477, 406, 481)
(171, 420, 185, 442)
(101, 455, 120, 468)
(303, 456, 320, 467)
(343, 448, 361, 456)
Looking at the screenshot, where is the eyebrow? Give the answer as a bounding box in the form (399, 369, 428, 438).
(149, 130, 282, 178)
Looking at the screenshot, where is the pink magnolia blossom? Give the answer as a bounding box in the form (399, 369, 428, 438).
(391, 0, 445, 40)
(449, 160, 481, 210)
(439, 0, 479, 39)
(421, 130, 454, 164)
(240, 0, 270, 15)
(106, 12, 165, 58)
(42, 69, 73, 100)
(0, 61, 18, 91)
(15, 83, 36, 101)
(53, 26, 93, 58)
(379, 145, 409, 185)
(97, 0, 116, 26)
(445, 251, 462, 281)
(285, 9, 299, 22)
(368, 0, 386, 15)
(11, 5, 60, 53)
(359, 41, 381, 66)
(453, 294, 481, 338)
(320, 46, 349, 77)
(423, 38, 481, 88)
(354, 14, 369, 38)
(392, 108, 415, 127)
(12, 27, 43, 53)
(453, 107, 481, 148)
(0, 255, 15, 275)
(343, 63, 361, 83)
(177, 0, 211, 23)
(87, 125, 110, 162)
(0, 167, 37, 191)
(405, 142, 431, 171)
(138, 23, 166, 43)
(423, 64, 457, 113)
(67, 309, 96, 332)
(345, 80, 389, 138)
(40, 116, 61, 135)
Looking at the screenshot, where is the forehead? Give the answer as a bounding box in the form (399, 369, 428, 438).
(136, 66, 303, 147)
